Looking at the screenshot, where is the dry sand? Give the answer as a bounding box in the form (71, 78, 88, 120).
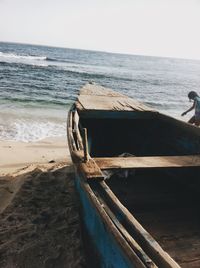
(0, 137, 70, 175)
(0, 137, 85, 268)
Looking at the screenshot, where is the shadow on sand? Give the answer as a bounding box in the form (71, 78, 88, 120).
(0, 164, 86, 268)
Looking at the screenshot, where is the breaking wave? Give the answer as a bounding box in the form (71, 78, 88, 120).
(0, 51, 47, 61)
(0, 51, 65, 63)
(0, 120, 66, 142)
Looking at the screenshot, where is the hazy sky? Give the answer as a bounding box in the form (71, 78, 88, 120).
(0, 0, 200, 59)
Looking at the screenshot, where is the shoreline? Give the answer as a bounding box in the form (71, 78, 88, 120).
(0, 136, 70, 176)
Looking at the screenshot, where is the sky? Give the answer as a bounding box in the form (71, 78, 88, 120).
(0, 0, 200, 59)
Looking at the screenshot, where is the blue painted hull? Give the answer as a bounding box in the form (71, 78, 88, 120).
(75, 171, 135, 268)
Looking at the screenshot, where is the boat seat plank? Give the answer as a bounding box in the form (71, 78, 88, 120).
(94, 155, 200, 169)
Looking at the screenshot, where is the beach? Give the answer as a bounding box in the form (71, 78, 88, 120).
(0, 138, 85, 268)
(0, 137, 69, 175)
(0, 41, 200, 267)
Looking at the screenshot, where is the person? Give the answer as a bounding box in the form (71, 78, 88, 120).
(181, 91, 200, 126)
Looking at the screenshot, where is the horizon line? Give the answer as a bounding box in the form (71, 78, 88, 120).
(1, 40, 200, 62)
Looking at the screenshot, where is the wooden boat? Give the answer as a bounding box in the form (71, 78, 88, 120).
(67, 83, 200, 268)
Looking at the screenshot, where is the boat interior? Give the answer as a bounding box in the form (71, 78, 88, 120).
(80, 113, 200, 157)
(89, 166, 200, 267)
(79, 112, 200, 267)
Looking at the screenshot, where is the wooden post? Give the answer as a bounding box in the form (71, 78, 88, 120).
(83, 128, 89, 162)
(73, 110, 84, 150)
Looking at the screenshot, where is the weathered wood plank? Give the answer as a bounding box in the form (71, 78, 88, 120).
(71, 150, 84, 162)
(79, 158, 104, 180)
(82, 128, 89, 162)
(68, 127, 77, 151)
(94, 155, 200, 169)
(79, 83, 124, 97)
(73, 110, 83, 150)
(78, 95, 148, 111)
(77, 83, 154, 112)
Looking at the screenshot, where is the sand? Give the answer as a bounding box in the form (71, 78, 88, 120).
(0, 137, 86, 268)
(0, 137, 70, 176)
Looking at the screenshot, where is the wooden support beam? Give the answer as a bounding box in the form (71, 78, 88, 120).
(68, 128, 77, 151)
(83, 128, 89, 162)
(94, 155, 200, 169)
(73, 110, 84, 150)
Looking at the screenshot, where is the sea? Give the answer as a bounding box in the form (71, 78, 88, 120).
(0, 42, 200, 142)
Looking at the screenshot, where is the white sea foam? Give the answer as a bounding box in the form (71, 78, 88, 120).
(0, 51, 49, 67)
(0, 120, 66, 142)
(0, 51, 47, 61)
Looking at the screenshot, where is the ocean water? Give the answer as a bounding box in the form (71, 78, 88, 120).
(1, 42, 200, 142)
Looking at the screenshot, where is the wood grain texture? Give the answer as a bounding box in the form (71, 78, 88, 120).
(79, 83, 124, 97)
(77, 83, 154, 112)
(94, 155, 200, 169)
(79, 158, 104, 180)
(73, 110, 83, 150)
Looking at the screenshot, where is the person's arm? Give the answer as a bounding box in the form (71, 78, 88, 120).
(181, 102, 195, 116)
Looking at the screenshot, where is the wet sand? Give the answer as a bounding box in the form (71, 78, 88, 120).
(0, 138, 85, 268)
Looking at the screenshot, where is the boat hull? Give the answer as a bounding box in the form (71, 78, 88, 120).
(67, 83, 200, 268)
(74, 168, 135, 268)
